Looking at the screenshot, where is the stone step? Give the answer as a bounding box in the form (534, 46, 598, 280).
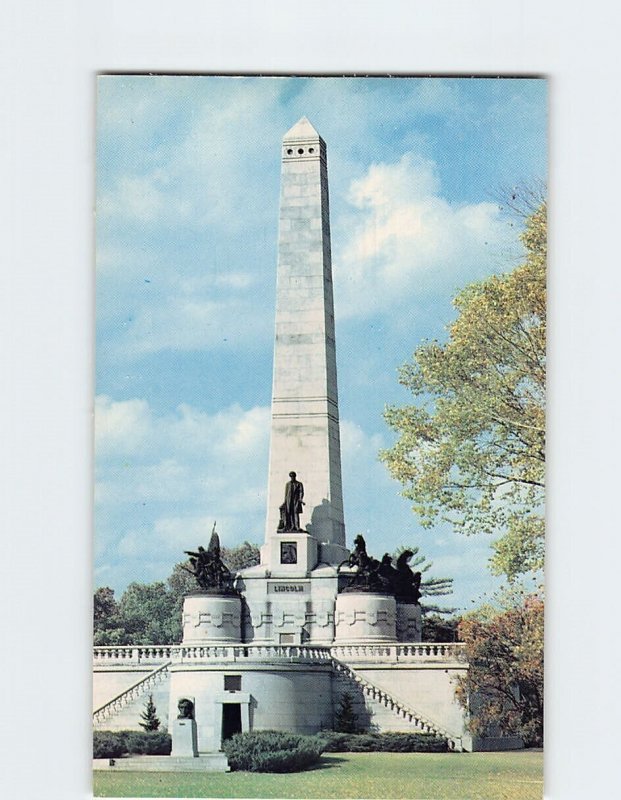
(333, 669, 425, 733)
(94, 753, 230, 772)
(333, 660, 457, 742)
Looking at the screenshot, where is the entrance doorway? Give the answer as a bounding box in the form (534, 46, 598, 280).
(221, 703, 242, 741)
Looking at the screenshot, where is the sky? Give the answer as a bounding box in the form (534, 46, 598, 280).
(95, 75, 547, 611)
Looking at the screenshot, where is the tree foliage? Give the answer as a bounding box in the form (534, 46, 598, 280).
(333, 692, 360, 733)
(222, 540, 261, 571)
(381, 203, 546, 580)
(455, 594, 543, 747)
(421, 613, 460, 642)
(139, 694, 161, 732)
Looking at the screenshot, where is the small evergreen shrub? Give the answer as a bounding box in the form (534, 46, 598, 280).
(318, 730, 447, 753)
(93, 730, 171, 758)
(333, 692, 359, 733)
(222, 730, 325, 772)
(139, 694, 161, 731)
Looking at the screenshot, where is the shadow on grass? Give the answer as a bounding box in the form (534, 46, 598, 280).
(304, 756, 349, 771)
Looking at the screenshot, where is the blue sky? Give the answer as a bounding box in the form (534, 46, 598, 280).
(95, 75, 547, 611)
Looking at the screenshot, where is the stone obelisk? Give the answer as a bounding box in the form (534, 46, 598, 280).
(262, 118, 347, 568)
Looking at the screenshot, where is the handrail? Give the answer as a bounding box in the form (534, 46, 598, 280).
(93, 661, 171, 723)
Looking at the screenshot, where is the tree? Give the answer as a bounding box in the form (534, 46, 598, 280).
(333, 692, 359, 733)
(116, 582, 178, 645)
(455, 594, 543, 746)
(221, 541, 261, 571)
(381, 203, 546, 580)
(422, 613, 460, 642)
(139, 694, 161, 731)
(94, 586, 118, 623)
(93, 587, 126, 646)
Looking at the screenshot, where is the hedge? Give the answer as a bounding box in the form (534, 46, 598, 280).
(93, 730, 172, 759)
(318, 730, 448, 753)
(222, 730, 325, 772)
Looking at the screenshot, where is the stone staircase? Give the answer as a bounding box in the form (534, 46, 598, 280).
(93, 662, 171, 729)
(332, 658, 463, 751)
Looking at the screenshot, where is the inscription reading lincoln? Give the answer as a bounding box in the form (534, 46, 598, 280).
(268, 583, 308, 594)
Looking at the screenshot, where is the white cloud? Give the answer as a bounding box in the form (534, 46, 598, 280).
(96, 247, 272, 358)
(114, 291, 271, 357)
(334, 152, 517, 318)
(340, 418, 384, 465)
(99, 173, 193, 225)
(95, 397, 271, 569)
(98, 79, 289, 232)
(95, 396, 152, 456)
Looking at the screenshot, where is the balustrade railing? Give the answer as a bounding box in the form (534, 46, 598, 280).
(330, 642, 468, 663)
(93, 643, 334, 665)
(93, 661, 172, 724)
(93, 641, 466, 666)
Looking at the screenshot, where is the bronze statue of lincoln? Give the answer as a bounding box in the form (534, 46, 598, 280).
(279, 471, 305, 532)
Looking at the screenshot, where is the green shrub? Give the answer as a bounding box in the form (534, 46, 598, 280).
(347, 733, 380, 752)
(318, 730, 447, 753)
(222, 730, 325, 772)
(124, 731, 171, 755)
(93, 731, 126, 759)
(93, 730, 171, 758)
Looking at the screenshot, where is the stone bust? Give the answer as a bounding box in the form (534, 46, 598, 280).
(177, 697, 195, 720)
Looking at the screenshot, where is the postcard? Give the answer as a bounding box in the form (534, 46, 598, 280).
(93, 75, 546, 799)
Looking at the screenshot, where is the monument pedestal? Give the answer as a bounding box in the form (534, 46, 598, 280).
(396, 602, 422, 642)
(182, 593, 242, 644)
(171, 717, 198, 758)
(334, 592, 397, 643)
(261, 531, 318, 575)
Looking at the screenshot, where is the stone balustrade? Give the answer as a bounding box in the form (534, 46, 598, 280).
(93, 646, 176, 663)
(330, 642, 468, 664)
(93, 641, 467, 666)
(93, 644, 333, 666)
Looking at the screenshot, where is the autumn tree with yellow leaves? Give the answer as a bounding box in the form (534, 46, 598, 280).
(381, 203, 546, 581)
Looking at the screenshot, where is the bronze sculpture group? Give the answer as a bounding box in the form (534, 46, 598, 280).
(182, 525, 237, 595)
(339, 534, 422, 603)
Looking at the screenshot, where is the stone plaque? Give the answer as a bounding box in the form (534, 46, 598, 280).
(268, 582, 308, 594)
(280, 541, 298, 564)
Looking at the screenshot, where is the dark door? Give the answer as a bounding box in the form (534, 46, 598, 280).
(222, 703, 242, 741)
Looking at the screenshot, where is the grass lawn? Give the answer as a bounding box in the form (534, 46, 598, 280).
(93, 750, 543, 799)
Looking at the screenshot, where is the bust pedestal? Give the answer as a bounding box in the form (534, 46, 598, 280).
(172, 717, 198, 757)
